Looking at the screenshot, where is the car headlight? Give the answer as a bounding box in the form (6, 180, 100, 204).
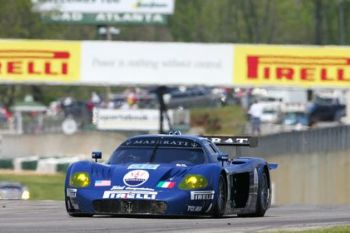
(179, 174, 208, 190)
(21, 190, 30, 200)
(70, 172, 90, 188)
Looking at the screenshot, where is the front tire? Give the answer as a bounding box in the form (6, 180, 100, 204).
(212, 175, 227, 218)
(68, 213, 93, 217)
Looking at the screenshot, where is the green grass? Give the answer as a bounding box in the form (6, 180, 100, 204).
(0, 172, 65, 200)
(273, 225, 350, 233)
(191, 105, 247, 135)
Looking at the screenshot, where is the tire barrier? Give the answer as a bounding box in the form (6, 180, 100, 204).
(0, 156, 80, 174)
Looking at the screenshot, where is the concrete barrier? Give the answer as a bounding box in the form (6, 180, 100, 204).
(265, 151, 350, 205)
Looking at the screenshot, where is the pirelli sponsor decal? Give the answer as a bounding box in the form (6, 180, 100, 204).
(103, 190, 158, 200)
(0, 41, 81, 83)
(234, 45, 350, 88)
(190, 190, 215, 200)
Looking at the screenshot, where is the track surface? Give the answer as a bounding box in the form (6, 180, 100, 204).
(0, 201, 349, 233)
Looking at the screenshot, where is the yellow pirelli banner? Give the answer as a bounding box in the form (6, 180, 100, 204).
(234, 45, 350, 88)
(0, 40, 81, 83)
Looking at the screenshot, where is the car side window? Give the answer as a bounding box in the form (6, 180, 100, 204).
(204, 141, 220, 162)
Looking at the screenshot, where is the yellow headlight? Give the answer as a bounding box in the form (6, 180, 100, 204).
(179, 174, 208, 190)
(21, 190, 30, 200)
(70, 172, 90, 188)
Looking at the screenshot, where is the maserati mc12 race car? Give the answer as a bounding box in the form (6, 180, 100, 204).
(65, 133, 277, 217)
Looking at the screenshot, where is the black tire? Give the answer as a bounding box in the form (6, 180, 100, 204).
(212, 175, 227, 218)
(68, 213, 93, 217)
(334, 110, 344, 122)
(238, 171, 269, 217)
(254, 171, 270, 217)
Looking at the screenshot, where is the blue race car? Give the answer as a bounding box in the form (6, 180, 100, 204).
(65, 133, 277, 217)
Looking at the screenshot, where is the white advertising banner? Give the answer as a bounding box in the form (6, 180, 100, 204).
(93, 108, 190, 131)
(81, 41, 233, 86)
(32, 0, 175, 14)
(93, 108, 167, 131)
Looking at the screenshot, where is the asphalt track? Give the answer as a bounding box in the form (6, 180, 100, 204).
(0, 201, 349, 233)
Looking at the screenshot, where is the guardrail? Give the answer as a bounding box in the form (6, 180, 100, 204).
(240, 125, 350, 156)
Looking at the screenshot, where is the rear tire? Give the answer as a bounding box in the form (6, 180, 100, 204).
(212, 175, 227, 218)
(238, 171, 269, 217)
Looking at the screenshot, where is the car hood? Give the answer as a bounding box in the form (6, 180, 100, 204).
(88, 163, 200, 189)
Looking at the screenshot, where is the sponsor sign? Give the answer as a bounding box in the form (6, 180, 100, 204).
(187, 205, 202, 212)
(93, 108, 166, 131)
(190, 190, 215, 200)
(82, 41, 233, 86)
(128, 164, 160, 170)
(32, 0, 175, 14)
(206, 136, 258, 147)
(3, 40, 350, 88)
(93, 108, 190, 131)
(234, 45, 350, 88)
(41, 12, 167, 25)
(123, 170, 149, 187)
(0, 40, 80, 84)
(33, 0, 174, 25)
(157, 181, 175, 189)
(110, 185, 155, 191)
(94, 180, 111, 187)
(66, 188, 77, 198)
(123, 138, 200, 148)
(176, 163, 187, 167)
(103, 190, 157, 200)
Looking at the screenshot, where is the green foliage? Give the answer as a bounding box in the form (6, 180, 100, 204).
(0, 172, 65, 200)
(0, 0, 96, 40)
(0, 0, 347, 46)
(170, 0, 347, 45)
(191, 105, 246, 135)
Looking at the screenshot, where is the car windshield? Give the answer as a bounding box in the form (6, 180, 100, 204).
(0, 186, 21, 190)
(108, 147, 205, 165)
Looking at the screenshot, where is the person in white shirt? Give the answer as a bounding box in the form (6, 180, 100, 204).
(248, 100, 264, 135)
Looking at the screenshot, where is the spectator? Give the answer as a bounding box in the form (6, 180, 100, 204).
(248, 100, 264, 135)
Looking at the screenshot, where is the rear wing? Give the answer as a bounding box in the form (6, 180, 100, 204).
(204, 136, 258, 147)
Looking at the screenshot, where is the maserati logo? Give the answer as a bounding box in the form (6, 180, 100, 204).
(123, 170, 149, 187)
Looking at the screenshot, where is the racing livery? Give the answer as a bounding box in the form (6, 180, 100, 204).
(65, 133, 277, 217)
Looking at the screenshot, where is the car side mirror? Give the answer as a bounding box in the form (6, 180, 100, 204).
(217, 154, 229, 166)
(92, 151, 102, 162)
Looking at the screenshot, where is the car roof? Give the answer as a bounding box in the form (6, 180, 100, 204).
(0, 182, 24, 188)
(127, 134, 207, 144)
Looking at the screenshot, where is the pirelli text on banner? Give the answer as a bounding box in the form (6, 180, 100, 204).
(0, 40, 81, 84)
(234, 45, 350, 88)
